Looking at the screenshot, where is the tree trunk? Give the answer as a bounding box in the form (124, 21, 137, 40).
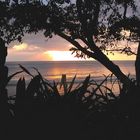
(87, 36, 133, 87)
(135, 41, 140, 86)
(94, 49, 132, 87)
(0, 38, 8, 96)
(0, 38, 9, 126)
(57, 32, 133, 88)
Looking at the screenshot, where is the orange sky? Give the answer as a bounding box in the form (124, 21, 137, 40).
(7, 34, 137, 61)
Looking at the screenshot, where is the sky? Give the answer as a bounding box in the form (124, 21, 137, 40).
(5, 0, 139, 62)
(7, 32, 136, 61)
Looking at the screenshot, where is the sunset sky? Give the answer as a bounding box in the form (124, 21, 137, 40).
(7, 33, 136, 61)
(6, 0, 139, 62)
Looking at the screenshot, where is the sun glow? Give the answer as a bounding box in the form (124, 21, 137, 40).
(44, 51, 83, 61)
(43, 50, 136, 61)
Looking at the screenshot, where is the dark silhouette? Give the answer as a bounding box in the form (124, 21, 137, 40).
(42, 0, 135, 87)
(0, 0, 139, 86)
(0, 38, 12, 139)
(0, 0, 140, 140)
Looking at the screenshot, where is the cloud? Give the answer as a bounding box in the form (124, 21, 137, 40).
(13, 43, 28, 51)
(9, 42, 45, 53)
(7, 32, 74, 61)
(7, 31, 137, 61)
(7, 42, 46, 61)
(10, 32, 72, 51)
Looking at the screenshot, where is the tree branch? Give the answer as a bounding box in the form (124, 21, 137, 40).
(56, 32, 98, 60)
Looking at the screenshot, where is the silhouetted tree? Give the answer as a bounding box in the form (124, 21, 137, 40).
(1, 0, 140, 88)
(106, 13, 140, 86)
(0, 1, 11, 104)
(98, 0, 140, 86)
(0, 1, 24, 96)
(38, 0, 139, 87)
(0, 1, 140, 138)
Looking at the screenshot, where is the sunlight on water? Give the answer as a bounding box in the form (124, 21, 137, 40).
(6, 61, 135, 96)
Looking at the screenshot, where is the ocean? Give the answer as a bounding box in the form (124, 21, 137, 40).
(6, 60, 135, 96)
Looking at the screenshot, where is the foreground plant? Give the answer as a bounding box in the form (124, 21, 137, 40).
(8, 65, 120, 117)
(6, 65, 139, 139)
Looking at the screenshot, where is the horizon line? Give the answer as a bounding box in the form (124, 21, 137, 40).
(6, 60, 135, 62)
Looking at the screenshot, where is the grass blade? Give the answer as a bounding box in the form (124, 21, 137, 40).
(19, 64, 34, 77)
(60, 74, 67, 95)
(16, 77, 26, 98)
(7, 70, 23, 84)
(67, 75, 76, 94)
(26, 75, 41, 98)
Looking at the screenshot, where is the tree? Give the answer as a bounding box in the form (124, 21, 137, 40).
(1, 0, 139, 89)
(42, 0, 136, 87)
(0, 1, 19, 98)
(98, 0, 140, 86)
(105, 12, 140, 86)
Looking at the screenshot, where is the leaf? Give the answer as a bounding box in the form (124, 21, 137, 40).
(15, 77, 26, 107)
(19, 64, 34, 77)
(77, 75, 90, 97)
(90, 74, 110, 98)
(33, 67, 52, 97)
(16, 77, 26, 98)
(26, 75, 41, 99)
(7, 70, 23, 84)
(52, 81, 60, 96)
(67, 75, 76, 94)
(60, 74, 67, 94)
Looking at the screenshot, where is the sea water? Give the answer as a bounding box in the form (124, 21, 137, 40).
(6, 60, 135, 96)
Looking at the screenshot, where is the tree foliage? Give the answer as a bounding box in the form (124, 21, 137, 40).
(1, 0, 140, 86)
